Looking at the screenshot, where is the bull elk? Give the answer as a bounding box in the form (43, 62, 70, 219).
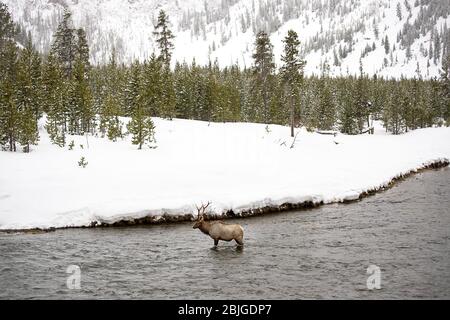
(193, 202, 244, 246)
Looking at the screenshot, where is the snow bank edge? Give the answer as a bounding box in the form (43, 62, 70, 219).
(2, 158, 448, 233)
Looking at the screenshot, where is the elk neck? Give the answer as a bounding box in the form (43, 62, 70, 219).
(198, 221, 211, 235)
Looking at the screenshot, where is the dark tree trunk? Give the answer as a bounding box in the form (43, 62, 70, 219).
(290, 91, 294, 137)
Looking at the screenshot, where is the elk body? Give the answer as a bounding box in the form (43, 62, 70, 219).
(193, 202, 244, 246)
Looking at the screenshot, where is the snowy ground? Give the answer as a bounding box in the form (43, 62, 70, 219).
(0, 118, 449, 230)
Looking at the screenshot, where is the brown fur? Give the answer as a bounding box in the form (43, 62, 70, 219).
(193, 203, 244, 246)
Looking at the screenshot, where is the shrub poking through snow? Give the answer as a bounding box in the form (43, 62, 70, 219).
(68, 140, 75, 150)
(78, 156, 88, 168)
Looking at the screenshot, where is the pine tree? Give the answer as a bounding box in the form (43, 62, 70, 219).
(0, 41, 19, 151)
(202, 61, 218, 121)
(280, 30, 305, 137)
(127, 100, 156, 149)
(43, 52, 66, 147)
(72, 54, 94, 134)
(76, 28, 90, 69)
(142, 54, 176, 119)
(100, 49, 123, 141)
(0, 3, 19, 151)
(369, 75, 385, 120)
(440, 54, 450, 124)
(338, 77, 358, 134)
(126, 62, 156, 149)
(160, 65, 176, 119)
(354, 61, 370, 133)
(401, 79, 413, 132)
(51, 9, 76, 78)
(142, 53, 163, 117)
(315, 75, 335, 130)
(434, 32, 441, 65)
(428, 77, 443, 126)
(174, 61, 192, 119)
(397, 3, 403, 21)
(153, 10, 175, 68)
(16, 37, 41, 152)
(228, 64, 243, 122)
(103, 93, 123, 141)
(18, 107, 39, 152)
(384, 35, 390, 55)
(268, 76, 285, 124)
(72, 28, 93, 134)
(0, 3, 16, 51)
(252, 31, 275, 123)
(384, 80, 404, 135)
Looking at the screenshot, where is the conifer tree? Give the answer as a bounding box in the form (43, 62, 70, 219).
(72, 28, 93, 134)
(100, 49, 123, 141)
(338, 77, 357, 134)
(428, 77, 443, 126)
(440, 54, 450, 124)
(52, 9, 76, 78)
(153, 10, 175, 68)
(72, 54, 94, 134)
(0, 41, 19, 151)
(142, 53, 163, 117)
(16, 37, 41, 152)
(18, 107, 39, 152)
(397, 3, 403, 21)
(76, 28, 90, 69)
(160, 66, 176, 119)
(252, 31, 275, 123)
(174, 61, 192, 119)
(0, 3, 16, 51)
(280, 30, 305, 137)
(204, 61, 220, 121)
(354, 60, 370, 133)
(126, 62, 156, 149)
(103, 93, 122, 141)
(268, 76, 285, 125)
(384, 80, 404, 135)
(43, 52, 66, 146)
(315, 74, 335, 130)
(384, 35, 390, 55)
(399, 78, 411, 133)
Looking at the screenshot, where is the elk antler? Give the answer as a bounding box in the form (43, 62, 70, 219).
(202, 201, 211, 213)
(196, 204, 202, 220)
(196, 201, 211, 219)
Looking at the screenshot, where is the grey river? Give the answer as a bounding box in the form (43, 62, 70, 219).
(1, 168, 449, 299)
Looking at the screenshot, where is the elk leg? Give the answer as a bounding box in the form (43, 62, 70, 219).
(214, 239, 219, 246)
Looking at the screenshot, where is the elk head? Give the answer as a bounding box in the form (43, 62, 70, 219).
(193, 201, 210, 229)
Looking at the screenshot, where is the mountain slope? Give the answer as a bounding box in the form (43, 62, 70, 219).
(2, 0, 450, 78)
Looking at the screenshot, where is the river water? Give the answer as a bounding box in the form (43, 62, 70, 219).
(1, 168, 449, 299)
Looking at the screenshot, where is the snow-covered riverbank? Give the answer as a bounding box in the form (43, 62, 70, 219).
(1, 118, 449, 230)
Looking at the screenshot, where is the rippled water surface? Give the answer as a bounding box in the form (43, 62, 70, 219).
(1, 168, 449, 299)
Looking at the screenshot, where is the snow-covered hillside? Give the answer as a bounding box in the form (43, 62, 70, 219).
(0, 116, 449, 230)
(3, 0, 450, 78)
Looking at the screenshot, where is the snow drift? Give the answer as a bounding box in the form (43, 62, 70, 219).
(0, 118, 449, 230)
